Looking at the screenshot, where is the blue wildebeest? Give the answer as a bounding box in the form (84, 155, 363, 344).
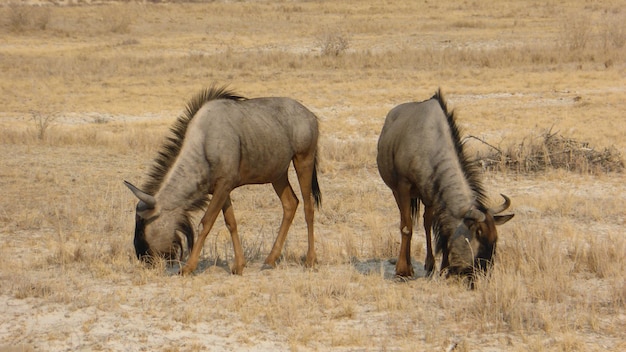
(125, 86, 321, 275)
(377, 89, 514, 279)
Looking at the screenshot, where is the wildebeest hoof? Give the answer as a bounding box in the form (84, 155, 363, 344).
(395, 262, 414, 278)
(394, 274, 415, 283)
(261, 263, 275, 271)
(179, 265, 195, 276)
(303, 255, 317, 268)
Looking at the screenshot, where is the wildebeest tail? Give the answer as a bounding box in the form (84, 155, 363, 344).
(312, 156, 322, 208)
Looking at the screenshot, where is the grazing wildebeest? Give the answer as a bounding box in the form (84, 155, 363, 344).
(125, 86, 321, 275)
(377, 89, 514, 279)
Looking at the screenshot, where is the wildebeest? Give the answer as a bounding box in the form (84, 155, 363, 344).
(125, 85, 321, 275)
(377, 89, 514, 279)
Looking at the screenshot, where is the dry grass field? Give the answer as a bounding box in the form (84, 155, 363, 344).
(1, 0, 625, 351)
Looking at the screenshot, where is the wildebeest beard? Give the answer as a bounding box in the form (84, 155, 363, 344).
(133, 215, 150, 261)
(446, 224, 496, 277)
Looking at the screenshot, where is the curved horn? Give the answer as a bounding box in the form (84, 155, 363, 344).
(491, 194, 511, 214)
(464, 207, 486, 222)
(124, 180, 156, 208)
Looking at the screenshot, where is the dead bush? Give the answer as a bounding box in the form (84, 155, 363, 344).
(316, 28, 350, 56)
(30, 110, 57, 141)
(471, 127, 624, 174)
(559, 14, 591, 51)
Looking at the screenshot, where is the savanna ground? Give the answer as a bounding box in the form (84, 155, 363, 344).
(1, 0, 625, 351)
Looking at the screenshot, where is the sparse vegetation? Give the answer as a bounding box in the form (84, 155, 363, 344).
(560, 14, 592, 51)
(316, 28, 351, 56)
(472, 128, 624, 173)
(29, 110, 57, 141)
(0, 1, 625, 351)
(102, 4, 133, 34)
(7, 3, 50, 32)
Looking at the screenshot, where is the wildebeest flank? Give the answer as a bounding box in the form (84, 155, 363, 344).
(125, 85, 321, 275)
(377, 89, 514, 279)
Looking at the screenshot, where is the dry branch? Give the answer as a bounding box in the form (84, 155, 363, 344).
(471, 128, 624, 174)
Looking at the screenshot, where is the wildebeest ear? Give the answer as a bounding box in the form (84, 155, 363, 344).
(494, 214, 514, 225)
(136, 200, 160, 220)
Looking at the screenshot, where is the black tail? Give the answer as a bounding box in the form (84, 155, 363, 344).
(312, 156, 322, 208)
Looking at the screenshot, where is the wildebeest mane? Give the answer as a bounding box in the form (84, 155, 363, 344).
(430, 89, 488, 253)
(142, 85, 246, 200)
(137, 85, 246, 257)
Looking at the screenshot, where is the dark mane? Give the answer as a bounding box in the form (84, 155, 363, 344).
(431, 88, 487, 209)
(431, 89, 488, 253)
(142, 85, 246, 199)
(138, 86, 246, 256)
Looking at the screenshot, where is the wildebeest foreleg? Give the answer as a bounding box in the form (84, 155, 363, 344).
(264, 172, 299, 268)
(222, 196, 246, 275)
(180, 187, 231, 275)
(423, 206, 435, 276)
(393, 187, 414, 277)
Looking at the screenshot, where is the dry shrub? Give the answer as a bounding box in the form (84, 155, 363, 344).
(30, 110, 57, 141)
(601, 11, 626, 50)
(316, 28, 350, 56)
(559, 14, 592, 51)
(473, 127, 624, 174)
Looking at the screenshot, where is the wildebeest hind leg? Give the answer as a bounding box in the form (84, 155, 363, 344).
(264, 172, 298, 269)
(180, 187, 231, 275)
(423, 206, 435, 276)
(293, 155, 317, 268)
(393, 187, 414, 277)
(222, 196, 245, 275)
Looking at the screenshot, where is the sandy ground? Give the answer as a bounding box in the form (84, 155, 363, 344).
(1, 1, 625, 351)
(0, 133, 624, 351)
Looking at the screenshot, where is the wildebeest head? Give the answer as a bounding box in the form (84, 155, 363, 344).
(125, 181, 194, 263)
(447, 194, 514, 277)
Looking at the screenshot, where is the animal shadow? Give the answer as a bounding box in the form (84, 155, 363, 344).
(351, 258, 428, 281)
(164, 257, 231, 276)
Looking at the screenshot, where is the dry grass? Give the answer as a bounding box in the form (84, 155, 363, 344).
(1, 1, 625, 351)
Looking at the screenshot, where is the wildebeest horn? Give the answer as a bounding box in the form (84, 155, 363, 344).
(124, 180, 156, 208)
(491, 194, 511, 214)
(464, 207, 486, 222)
